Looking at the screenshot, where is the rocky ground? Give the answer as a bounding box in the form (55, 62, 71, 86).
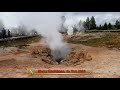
(0, 33, 120, 78)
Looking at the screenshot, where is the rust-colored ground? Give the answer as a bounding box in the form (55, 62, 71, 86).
(0, 39, 120, 78)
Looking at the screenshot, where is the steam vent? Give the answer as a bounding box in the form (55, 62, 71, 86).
(30, 44, 92, 65)
(30, 44, 68, 64)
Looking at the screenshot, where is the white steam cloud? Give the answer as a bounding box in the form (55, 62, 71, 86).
(0, 12, 72, 62)
(62, 16, 85, 35)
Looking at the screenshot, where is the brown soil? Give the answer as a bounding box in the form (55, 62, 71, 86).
(0, 39, 120, 78)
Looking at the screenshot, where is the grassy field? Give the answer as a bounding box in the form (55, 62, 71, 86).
(67, 32, 120, 48)
(1, 32, 120, 48)
(0, 35, 42, 47)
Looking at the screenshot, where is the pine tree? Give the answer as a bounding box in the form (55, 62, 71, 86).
(101, 25, 103, 30)
(103, 22, 108, 30)
(115, 20, 119, 29)
(98, 24, 102, 30)
(99, 24, 102, 30)
(115, 20, 120, 29)
(90, 16, 96, 30)
(108, 22, 112, 30)
(86, 17, 90, 30)
(73, 26, 78, 34)
(83, 21, 87, 30)
(96, 26, 99, 30)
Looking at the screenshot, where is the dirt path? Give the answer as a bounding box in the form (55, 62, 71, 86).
(0, 42, 120, 78)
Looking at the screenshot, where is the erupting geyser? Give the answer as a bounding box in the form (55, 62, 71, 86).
(27, 12, 73, 63)
(0, 12, 76, 63)
(40, 30, 72, 63)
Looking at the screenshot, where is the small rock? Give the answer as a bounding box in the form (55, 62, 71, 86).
(85, 55, 92, 61)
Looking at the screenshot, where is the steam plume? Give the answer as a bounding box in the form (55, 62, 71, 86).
(0, 12, 72, 62)
(62, 16, 85, 35)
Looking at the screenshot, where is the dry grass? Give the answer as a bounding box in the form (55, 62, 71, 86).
(0, 35, 41, 47)
(66, 32, 120, 48)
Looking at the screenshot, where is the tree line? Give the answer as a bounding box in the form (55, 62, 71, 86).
(0, 25, 38, 39)
(83, 16, 120, 30)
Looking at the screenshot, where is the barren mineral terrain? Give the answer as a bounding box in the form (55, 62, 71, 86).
(0, 33, 120, 78)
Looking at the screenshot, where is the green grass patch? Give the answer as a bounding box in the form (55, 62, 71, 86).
(0, 35, 42, 47)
